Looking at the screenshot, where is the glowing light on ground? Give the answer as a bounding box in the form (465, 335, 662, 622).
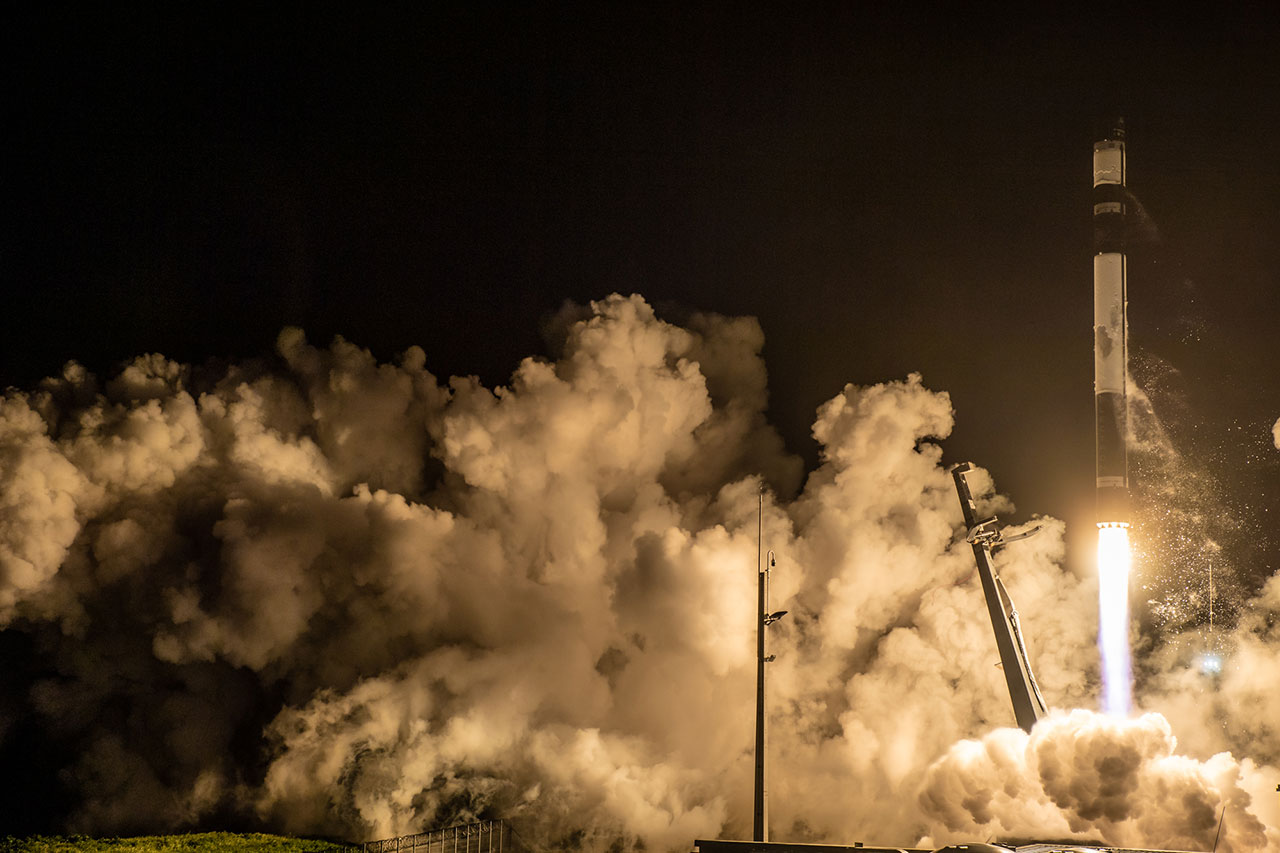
(1097, 522, 1133, 716)
(1197, 652, 1223, 675)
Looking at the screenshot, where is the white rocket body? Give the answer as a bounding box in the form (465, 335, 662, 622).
(1093, 121, 1129, 526)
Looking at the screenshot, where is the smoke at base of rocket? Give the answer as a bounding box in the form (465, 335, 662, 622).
(0, 295, 1277, 850)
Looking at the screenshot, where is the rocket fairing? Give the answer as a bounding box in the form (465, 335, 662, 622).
(1094, 119, 1130, 526)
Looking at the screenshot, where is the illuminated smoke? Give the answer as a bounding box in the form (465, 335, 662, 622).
(919, 709, 1272, 851)
(1097, 525, 1133, 717)
(1272, 417, 1279, 449)
(1, 294, 1278, 851)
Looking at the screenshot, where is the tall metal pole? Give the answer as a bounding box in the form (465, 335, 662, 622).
(753, 489, 767, 842)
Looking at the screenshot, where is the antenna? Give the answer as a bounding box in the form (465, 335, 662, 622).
(1211, 806, 1225, 852)
(753, 487, 766, 842)
(753, 486, 786, 843)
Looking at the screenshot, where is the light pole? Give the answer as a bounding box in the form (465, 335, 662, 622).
(754, 489, 786, 842)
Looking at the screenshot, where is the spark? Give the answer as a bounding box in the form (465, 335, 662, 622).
(1098, 522, 1133, 716)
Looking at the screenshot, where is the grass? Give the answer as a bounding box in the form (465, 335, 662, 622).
(0, 833, 356, 853)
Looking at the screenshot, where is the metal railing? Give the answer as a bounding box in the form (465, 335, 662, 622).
(363, 819, 530, 853)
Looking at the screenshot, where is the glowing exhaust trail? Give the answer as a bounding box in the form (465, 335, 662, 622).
(1097, 522, 1132, 715)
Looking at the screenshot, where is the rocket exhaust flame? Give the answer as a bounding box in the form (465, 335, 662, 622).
(1096, 522, 1133, 716)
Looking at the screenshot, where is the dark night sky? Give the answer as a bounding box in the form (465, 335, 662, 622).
(6, 6, 1280, 575)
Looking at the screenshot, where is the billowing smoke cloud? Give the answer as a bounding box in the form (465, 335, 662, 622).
(920, 710, 1273, 851)
(1, 294, 1277, 851)
(1272, 417, 1279, 450)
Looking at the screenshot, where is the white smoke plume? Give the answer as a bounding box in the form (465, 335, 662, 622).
(1, 294, 1277, 851)
(919, 710, 1274, 851)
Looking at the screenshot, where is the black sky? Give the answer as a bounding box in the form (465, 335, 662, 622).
(6, 6, 1280, 577)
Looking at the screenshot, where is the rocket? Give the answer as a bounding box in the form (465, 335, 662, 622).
(1093, 118, 1129, 526)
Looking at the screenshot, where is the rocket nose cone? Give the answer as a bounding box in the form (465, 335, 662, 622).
(1094, 115, 1126, 142)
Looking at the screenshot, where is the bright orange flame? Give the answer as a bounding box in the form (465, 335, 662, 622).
(1097, 522, 1132, 715)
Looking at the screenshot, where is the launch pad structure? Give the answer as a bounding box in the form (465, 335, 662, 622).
(698, 465, 1058, 853)
(694, 839, 1204, 853)
(951, 463, 1047, 733)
